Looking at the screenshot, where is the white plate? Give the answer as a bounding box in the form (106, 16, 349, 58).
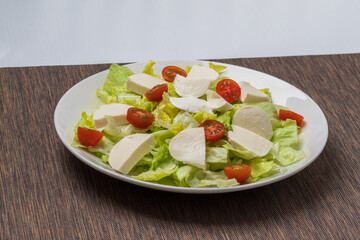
(54, 60, 328, 194)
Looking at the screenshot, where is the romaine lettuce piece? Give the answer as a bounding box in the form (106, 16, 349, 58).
(216, 111, 232, 131)
(209, 63, 227, 73)
(188, 170, 239, 188)
(167, 82, 179, 97)
(103, 64, 134, 94)
(153, 93, 180, 128)
(243, 158, 278, 178)
(193, 111, 217, 124)
(222, 141, 259, 160)
(142, 60, 161, 78)
(133, 161, 178, 181)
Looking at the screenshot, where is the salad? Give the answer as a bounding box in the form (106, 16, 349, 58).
(72, 61, 306, 188)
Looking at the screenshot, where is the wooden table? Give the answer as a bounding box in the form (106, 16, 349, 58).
(1, 54, 359, 239)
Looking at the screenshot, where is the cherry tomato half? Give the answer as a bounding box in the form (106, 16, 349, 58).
(216, 79, 241, 103)
(199, 120, 226, 142)
(145, 84, 168, 102)
(224, 164, 252, 183)
(77, 127, 104, 146)
(126, 107, 154, 129)
(162, 66, 187, 82)
(279, 109, 304, 126)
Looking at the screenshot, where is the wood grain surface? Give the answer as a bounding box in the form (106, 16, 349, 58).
(1, 54, 359, 240)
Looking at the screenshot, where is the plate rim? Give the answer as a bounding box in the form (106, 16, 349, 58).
(54, 60, 329, 194)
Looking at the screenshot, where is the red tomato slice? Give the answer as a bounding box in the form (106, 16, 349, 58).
(279, 109, 304, 126)
(216, 79, 241, 103)
(127, 107, 154, 129)
(162, 66, 187, 82)
(77, 127, 104, 146)
(199, 120, 226, 142)
(224, 164, 252, 183)
(145, 84, 168, 102)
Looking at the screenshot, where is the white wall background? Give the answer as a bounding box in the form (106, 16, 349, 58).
(1, 0, 360, 67)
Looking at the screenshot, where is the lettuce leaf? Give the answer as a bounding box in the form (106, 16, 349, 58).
(153, 93, 180, 128)
(118, 95, 157, 112)
(216, 111, 232, 131)
(209, 63, 227, 73)
(222, 141, 259, 160)
(103, 64, 134, 94)
(133, 161, 178, 181)
(206, 147, 229, 171)
(193, 111, 217, 124)
(96, 89, 118, 104)
(170, 111, 198, 135)
(142, 60, 160, 78)
(243, 158, 278, 178)
(188, 170, 239, 188)
(167, 82, 179, 97)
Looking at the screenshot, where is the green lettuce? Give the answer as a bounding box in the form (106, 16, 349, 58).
(193, 111, 217, 124)
(142, 60, 161, 78)
(170, 111, 198, 134)
(216, 111, 232, 131)
(222, 141, 259, 160)
(133, 161, 178, 181)
(188, 170, 239, 188)
(243, 158, 278, 179)
(153, 93, 180, 129)
(103, 64, 134, 94)
(119, 96, 157, 112)
(167, 82, 179, 97)
(206, 147, 229, 171)
(209, 63, 227, 73)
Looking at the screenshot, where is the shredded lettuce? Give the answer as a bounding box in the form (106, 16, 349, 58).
(153, 93, 180, 128)
(193, 111, 217, 124)
(103, 64, 134, 94)
(209, 63, 227, 73)
(142, 60, 161, 78)
(216, 111, 232, 131)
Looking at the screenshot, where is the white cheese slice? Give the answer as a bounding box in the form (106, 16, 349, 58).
(206, 90, 234, 112)
(108, 133, 156, 174)
(93, 103, 133, 129)
(239, 81, 270, 103)
(169, 96, 213, 113)
(228, 125, 273, 157)
(169, 128, 206, 170)
(173, 75, 211, 97)
(187, 65, 219, 83)
(232, 106, 273, 139)
(126, 73, 166, 95)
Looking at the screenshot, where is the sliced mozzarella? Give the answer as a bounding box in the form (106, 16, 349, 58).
(173, 75, 211, 97)
(232, 106, 273, 139)
(169, 128, 206, 170)
(239, 81, 270, 103)
(187, 65, 219, 83)
(93, 103, 132, 129)
(228, 125, 273, 157)
(108, 133, 156, 174)
(126, 73, 166, 95)
(206, 90, 234, 112)
(169, 96, 213, 113)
